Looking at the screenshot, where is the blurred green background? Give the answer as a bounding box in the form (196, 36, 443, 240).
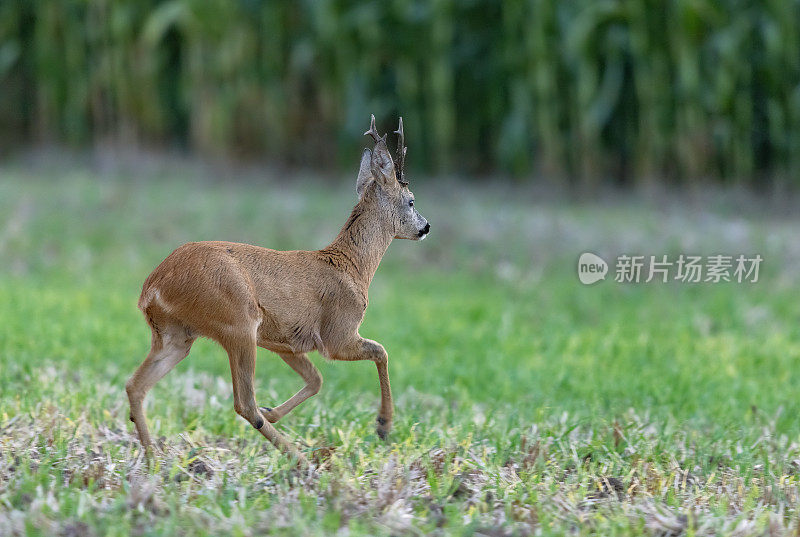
(2, 0, 800, 185)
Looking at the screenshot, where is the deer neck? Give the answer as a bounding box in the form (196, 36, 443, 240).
(324, 197, 394, 288)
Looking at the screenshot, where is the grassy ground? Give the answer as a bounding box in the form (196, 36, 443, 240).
(2, 159, 800, 535)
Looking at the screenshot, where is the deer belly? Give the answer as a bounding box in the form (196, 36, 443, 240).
(255, 305, 318, 354)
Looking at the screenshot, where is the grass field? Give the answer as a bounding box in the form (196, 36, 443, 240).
(2, 159, 800, 535)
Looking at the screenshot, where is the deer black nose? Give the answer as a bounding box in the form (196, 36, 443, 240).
(419, 223, 430, 237)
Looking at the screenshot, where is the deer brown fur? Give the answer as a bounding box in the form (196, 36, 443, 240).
(126, 115, 429, 464)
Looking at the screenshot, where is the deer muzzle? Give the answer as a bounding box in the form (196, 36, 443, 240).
(418, 222, 430, 240)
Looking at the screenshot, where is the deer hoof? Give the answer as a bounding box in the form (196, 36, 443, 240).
(375, 416, 390, 440)
(252, 417, 265, 429)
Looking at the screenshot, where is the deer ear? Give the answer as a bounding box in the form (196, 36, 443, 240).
(370, 140, 397, 188)
(356, 148, 373, 198)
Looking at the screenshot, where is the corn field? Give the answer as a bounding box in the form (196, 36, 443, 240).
(1, 0, 799, 185)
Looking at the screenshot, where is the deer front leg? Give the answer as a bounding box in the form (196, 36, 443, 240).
(223, 335, 308, 465)
(331, 337, 393, 439)
(259, 352, 322, 423)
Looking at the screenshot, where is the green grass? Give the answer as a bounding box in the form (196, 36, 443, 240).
(2, 161, 800, 535)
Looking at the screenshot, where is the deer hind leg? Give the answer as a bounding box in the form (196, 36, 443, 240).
(222, 333, 307, 464)
(127, 324, 195, 450)
(330, 337, 393, 440)
(259, 352, 322, 423)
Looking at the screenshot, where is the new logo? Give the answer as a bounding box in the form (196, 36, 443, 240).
(578, 252, 608, 285)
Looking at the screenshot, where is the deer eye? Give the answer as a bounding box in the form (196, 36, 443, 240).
(409, 199, 414, 207)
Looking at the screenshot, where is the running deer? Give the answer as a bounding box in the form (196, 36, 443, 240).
(126, 115, 429, 463)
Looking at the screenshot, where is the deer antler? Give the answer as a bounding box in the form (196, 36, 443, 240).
(364, 114, 385, 143)
(394, 117, 408, 186)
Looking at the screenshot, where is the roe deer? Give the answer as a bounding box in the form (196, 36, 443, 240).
(126, 115, 429, 463)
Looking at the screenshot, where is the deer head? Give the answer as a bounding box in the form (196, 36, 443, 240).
(356, 114, 430, 241)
